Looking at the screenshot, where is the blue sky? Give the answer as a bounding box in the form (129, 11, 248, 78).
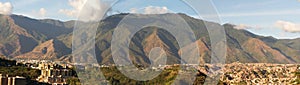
(0, 0, 299, 39)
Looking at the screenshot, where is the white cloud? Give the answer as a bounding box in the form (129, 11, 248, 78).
(144, 6, 169, 14)
(19, 8, 47, 19)
(39, 8, 46, 17)
(275, 20, 300, 33)
(130, 8, 138, 13)
(234, 24, 251, 30)
(233, 24, 262, 30)
(0, 2, 13, 15)
(130, 6, 170, 14)
(59, 0, 110, 21)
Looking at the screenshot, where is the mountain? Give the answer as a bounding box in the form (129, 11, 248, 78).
(0, 14, 73, 58)
(15, 39, 71, 59)
(0, 13, 299, 64)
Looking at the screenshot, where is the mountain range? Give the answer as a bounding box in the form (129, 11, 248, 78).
(0, 13, 299, 65)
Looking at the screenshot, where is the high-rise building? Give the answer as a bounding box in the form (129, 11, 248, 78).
(0, 74, 26, 85)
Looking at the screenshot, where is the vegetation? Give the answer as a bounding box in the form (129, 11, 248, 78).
(101, 66, 179, 85)
(0, 57, 16, 66)
(0, 66, 40, 79)
(68, 66, 226, 85)
(292, 69, 300, 84)
(66, 77, 81, 85)
(0, 58, 40, 79)
(0, 58, 43, 84)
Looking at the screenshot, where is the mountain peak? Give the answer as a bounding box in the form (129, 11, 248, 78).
(0, 13, 298, 64)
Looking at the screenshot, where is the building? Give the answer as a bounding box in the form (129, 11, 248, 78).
(36, 63, 73, 84)
(0, 74, 27, 85)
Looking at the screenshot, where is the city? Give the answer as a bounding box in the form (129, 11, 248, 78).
(1, 57, 300, 84)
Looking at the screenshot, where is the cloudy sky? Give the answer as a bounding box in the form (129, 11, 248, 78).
(0, 0, 299, 39)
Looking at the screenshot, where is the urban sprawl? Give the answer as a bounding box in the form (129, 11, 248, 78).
(1, 60, 300, 85)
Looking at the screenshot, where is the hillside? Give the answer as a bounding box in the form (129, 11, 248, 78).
(0, 14, 73, 59)
(0, 13, 298, 64)
(15, 39, 71, 59)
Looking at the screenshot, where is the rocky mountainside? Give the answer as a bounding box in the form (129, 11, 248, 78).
(15, 39, 71, 60)
(0, 14, 72, 59)
(0, 13, 299, 64)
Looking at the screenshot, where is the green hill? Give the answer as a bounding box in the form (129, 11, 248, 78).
(0, 13, 298, 64)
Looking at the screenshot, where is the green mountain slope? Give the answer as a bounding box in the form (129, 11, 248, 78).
(0, 13, 298, 64)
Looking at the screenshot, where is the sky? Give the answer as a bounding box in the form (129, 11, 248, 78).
(0, 0, 299, 39)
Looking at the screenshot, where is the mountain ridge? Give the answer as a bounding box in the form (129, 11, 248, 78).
(0, 13, 299, 64)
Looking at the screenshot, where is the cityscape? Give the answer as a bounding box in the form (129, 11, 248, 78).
(0, 58, 300, 84)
